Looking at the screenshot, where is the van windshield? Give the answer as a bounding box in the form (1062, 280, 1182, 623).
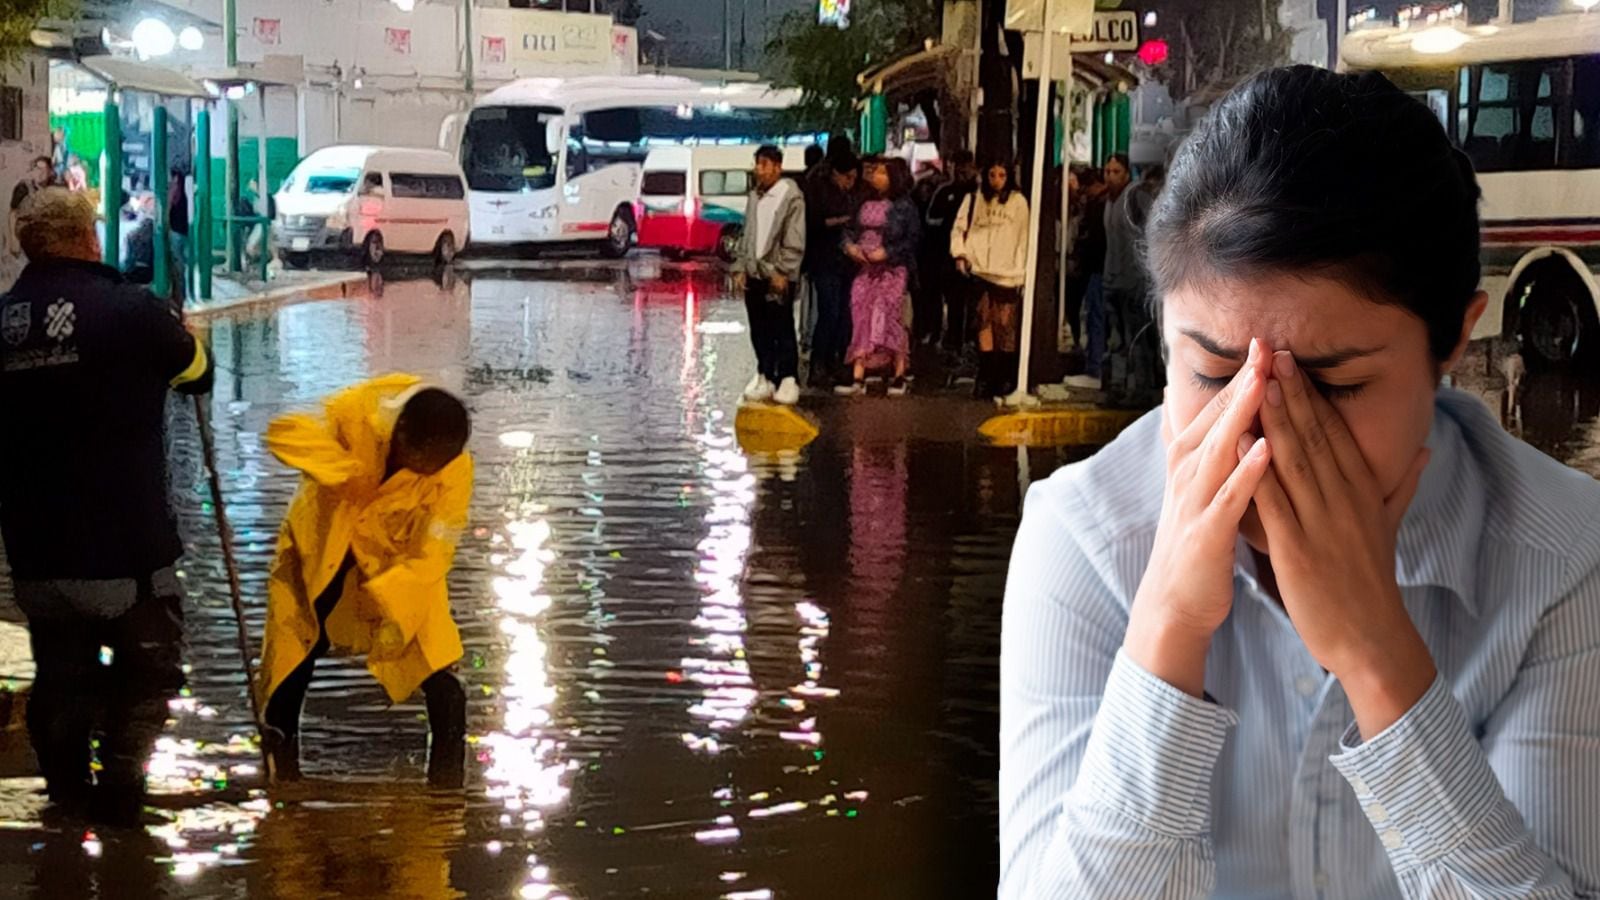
(463, 106, 559, 192)
(297, 168, 362, 194)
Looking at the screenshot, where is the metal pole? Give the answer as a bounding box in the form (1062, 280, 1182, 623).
(257, 86, 269, 220)
(723, 0, 732, 70)
(196, 106, 213, 301)
(225, 0, 238, 67)
(1010, 7, 1054, 406)
(102, 90, 122, 269)
(154, 105, 170, 298)
(192, 395, 270, 776)
(1495, 0, 1512, 23)
(1335, 0, 1347, 67)
(226, 99, 240, 273)
(1057, 67, 1072, 348)
(463, 0, 475, 94)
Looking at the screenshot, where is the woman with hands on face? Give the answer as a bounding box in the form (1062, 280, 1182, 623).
(1000, 66, 1600, 899)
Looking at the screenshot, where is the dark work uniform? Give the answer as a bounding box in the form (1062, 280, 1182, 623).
(0, 257, 212, 822)
(803, 167, 858, 383)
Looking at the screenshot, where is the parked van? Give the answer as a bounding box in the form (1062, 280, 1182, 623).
(274, 146, 470, 268)
(636, 144, 807, 261)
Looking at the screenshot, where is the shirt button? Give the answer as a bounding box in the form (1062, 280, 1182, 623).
(1349, 775, 1370, 796)
(1296, 675, 1319, 697)
(1367, 801, 1389, 823)
(1381, 828, 1405, 849)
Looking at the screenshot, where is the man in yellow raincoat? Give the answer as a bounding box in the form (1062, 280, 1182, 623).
(257, 374, 473, 787)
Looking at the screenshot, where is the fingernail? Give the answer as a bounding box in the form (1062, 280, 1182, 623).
(1266, 380, 1283, 407)
(1273, 351, 1294, 378)
(1247, 338, 1257, 362)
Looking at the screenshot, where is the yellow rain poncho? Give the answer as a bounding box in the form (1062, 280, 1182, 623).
(257, 374, 473, 707)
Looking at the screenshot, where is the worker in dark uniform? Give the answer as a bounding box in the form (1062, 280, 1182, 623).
(0, 187, 213, 826)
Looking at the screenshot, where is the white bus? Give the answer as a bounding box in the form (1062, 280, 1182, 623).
(1342, 13, 1600, 368)
(443, 76, 803, 259)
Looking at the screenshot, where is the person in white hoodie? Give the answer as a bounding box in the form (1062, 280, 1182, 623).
(950, 162, 1030, 398)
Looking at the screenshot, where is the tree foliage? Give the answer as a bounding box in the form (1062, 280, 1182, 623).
(764, 0, 941, 134)
(0, 0, 73, 61)
(1146, 0, 1293, 101)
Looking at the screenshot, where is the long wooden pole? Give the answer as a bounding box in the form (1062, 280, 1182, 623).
(192, 395, 270, 774)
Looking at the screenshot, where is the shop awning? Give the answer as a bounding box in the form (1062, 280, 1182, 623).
(79, 55, 211, 98)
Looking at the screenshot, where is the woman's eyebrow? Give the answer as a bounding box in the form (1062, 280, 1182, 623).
(1179, 328, 1384, 369)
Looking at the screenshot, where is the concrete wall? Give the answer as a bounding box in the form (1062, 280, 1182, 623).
(0, 55, 53, 291)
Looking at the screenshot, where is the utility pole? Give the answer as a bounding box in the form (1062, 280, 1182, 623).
(464, 0, 475, 93)
(1496, 0, 1513, 23)
(224, 0, 240, 273)
(724, 0, 732, 70)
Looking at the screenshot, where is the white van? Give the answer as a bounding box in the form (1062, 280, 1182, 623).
(274, 146, 470, 268)
(636, 144, 809, 261)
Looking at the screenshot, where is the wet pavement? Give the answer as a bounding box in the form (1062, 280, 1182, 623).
(0, 262, 1088, 900)
(0, 259, 1597, 900)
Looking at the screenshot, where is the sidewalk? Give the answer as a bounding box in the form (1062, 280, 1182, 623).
(186, 268, 370, 321)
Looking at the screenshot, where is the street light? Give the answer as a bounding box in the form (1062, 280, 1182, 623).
(178, 26, 205, 51)
(1144, 10, 1157, 26)
(131, 17, 176, 58)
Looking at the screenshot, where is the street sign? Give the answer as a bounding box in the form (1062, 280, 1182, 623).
(1071, 11, 1139, 52)
(1021, 11, 1140, 80)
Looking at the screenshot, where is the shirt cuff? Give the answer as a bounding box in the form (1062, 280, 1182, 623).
(1329, 674, 1503, 871)
(1070, 649, 1239, 836)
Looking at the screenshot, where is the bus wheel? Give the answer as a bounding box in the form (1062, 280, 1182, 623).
(601, 210, 633, 259)
(361, 231, 385, 269)
(717, 226, 741, 263)
(1518, 264, 1596, 370)
(434, 231, 458, 266)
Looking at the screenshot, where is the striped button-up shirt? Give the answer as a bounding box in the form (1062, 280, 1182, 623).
(1000, 388, 1600, 898)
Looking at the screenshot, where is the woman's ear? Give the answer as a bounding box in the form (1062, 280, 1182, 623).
(1441, 291, 1489, 378)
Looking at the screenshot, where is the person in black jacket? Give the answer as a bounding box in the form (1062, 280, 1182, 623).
(919, 150, 977, 351)
(0, 188, 213, 826)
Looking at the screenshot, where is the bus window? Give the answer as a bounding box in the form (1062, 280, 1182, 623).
(641, 171, 687, 196)
(1573, 55, 1600, 169)
(463, 106, 559, 192)
(1459, 60, 1561, 172)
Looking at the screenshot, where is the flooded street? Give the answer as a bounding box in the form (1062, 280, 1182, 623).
(0, 264, 1085, 899)
(1, 261, 1598, 899)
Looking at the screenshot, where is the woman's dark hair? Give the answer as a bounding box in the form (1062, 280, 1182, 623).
(864, 156, 911, 199)
(981, 159, 1014, 203)
(1146, 65, 1481, 361)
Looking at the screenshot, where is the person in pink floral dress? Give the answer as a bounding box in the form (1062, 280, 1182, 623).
(836, 158, 921, 397)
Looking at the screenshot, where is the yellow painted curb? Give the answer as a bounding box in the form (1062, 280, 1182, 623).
(979, 408, 1143, 447)
(735, 403, 821, 454)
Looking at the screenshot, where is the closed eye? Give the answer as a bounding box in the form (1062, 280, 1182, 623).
(1190, 371, 1367, 401)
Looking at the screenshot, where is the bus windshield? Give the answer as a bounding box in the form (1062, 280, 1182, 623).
(463, 106, 560, 192)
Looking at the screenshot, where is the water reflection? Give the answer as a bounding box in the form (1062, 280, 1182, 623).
(3, 270, 1108, 897)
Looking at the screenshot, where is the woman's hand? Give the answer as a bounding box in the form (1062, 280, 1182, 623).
(868, 248, 887, 263)
(955, 257, 971, 275)
(1253, 349, 1436, 737)
(845, 243, 866, 263)
(1124, 339, 1273, 697)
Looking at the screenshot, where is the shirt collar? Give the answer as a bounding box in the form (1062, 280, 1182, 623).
(1392, 390, 1485, 617)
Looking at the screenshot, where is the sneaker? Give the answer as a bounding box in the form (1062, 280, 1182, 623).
(887, 377, 909, 397)
(774, 377, 801, 406)
(834, 380, 865, 397)
(1062, 374, 1102, 390)
(743, 375, 775, 402)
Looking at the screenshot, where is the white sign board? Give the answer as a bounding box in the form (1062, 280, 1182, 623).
(1021, 12, 1140, 80)
(1003, 0, 1096, 36)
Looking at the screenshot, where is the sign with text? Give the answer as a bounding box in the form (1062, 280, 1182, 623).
(477, 9, 616, 69)
(385, 27, 412, 55)
(252, 17, 281, 46)
(483, 36, 507, 65)
(1021, 12, 1140, 79)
